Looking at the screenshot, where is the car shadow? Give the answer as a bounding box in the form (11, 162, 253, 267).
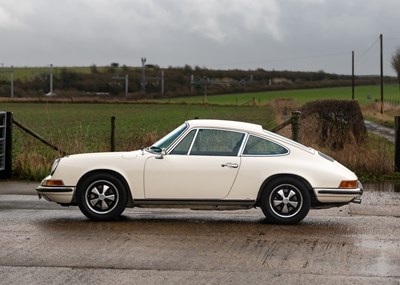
(35, 208, 358, 239)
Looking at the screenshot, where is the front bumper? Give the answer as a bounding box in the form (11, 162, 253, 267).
(36, 185, 75, 204)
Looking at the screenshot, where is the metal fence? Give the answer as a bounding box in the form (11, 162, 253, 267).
(0, 111, 12, 179)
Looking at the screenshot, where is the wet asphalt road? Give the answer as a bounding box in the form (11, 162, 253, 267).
(364, 120, 395, 143)
(0, 182, 399, 285)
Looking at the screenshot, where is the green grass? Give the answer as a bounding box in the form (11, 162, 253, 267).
(3, 85, 399, 180)
(7, 103, 274, 137)
(166, 85, 400, 106)
(4, 103, 275, 178)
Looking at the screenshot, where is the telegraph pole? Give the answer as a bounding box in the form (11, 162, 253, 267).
(140, 58, 164, 94)
(380, 34, 384, 114)
(125, 75, 129, 95)
(352, 51, 355, 100)
(0, 65, 15, 97)
(32, 64, 55, 96)
(49, 64, 54, 96)
(141, 57, 146, 93)
(190, 75, 209, 103)
(203, 77, 207, 104)
(161, 70, 165, 95)
(111, 67, 129, 96)
(10, 66, 14, 98)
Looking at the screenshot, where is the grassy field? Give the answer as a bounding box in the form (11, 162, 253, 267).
(167, 85, 400, 106)
(8, 103, 275, 147)
(5, 102, 273, 158)
(2, 84, 398, 180)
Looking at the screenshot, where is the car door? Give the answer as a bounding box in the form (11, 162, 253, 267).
(144, 128, 245, 199)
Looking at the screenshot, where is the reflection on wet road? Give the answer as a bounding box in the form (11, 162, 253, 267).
(0, 183, 399, 284)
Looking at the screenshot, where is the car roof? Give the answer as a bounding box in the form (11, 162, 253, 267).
(186, 119, 263, 134)
(186, 119, 314, 153)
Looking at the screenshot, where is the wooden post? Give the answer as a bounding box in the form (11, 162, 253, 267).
(111, 116, 116, 152)
(291, 111, 301, 142)
(395, 116, 400, 171)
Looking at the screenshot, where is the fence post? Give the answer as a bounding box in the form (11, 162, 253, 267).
(395, 116, 400, 171)
(111, 116, 116, 152)
(291, 111, 301, 142)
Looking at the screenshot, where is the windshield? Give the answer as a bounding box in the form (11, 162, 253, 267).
(147, 123, 188, 153)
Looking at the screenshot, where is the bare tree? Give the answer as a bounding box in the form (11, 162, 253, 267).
(391, 46, 400, 92)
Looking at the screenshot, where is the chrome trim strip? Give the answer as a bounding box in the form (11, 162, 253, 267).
(36, 186, 74, 193)
(133, 199, 256, 206)
(316, 189, 363, 195)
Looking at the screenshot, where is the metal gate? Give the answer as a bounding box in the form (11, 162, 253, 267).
(0, 112, 12, 179)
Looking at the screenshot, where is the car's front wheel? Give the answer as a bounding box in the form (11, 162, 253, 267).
(260, 177, 311, 224)
(76, 173, 128, 221)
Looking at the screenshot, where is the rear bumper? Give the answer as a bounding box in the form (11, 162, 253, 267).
(314, 181, 363, 204)
(36, 185, 75, 204)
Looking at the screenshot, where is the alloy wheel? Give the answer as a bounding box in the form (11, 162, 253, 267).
(269, 184, 303, 218)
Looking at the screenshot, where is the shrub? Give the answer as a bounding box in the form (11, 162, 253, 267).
(300, 100, 367, 149)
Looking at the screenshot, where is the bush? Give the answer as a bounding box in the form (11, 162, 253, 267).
(300, 100, 367, 149)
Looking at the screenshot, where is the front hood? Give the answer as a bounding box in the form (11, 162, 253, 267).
(63, 150, 142, 161)
(51, 150, 145, 186)
(55, 150, 144, 174)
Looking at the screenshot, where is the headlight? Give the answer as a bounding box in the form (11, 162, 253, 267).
(50, 158, 61, 175)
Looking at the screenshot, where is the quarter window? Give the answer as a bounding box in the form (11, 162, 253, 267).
(243, 135, 288, 155)
(170, 130, 196, 155)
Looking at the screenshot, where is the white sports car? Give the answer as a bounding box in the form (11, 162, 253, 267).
(37, 119, 363, 224)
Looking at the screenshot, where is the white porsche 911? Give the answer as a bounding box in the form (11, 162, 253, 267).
(37, 119, 363, 224)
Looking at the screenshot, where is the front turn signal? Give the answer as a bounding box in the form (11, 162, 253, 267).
(43, 179, 65, 187)
(339, 180, 358, 189)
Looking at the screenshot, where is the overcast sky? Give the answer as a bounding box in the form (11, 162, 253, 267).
(1, 0, 399, 75)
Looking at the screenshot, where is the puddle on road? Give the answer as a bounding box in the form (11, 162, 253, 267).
(354, 239, 400, 276)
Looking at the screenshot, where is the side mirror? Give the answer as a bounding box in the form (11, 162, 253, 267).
(155, 148, 167, 159)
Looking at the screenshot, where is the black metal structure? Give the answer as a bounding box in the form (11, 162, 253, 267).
(0, 111, 12, 179)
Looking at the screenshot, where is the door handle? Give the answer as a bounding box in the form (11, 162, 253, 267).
(221, 163, 239, 169)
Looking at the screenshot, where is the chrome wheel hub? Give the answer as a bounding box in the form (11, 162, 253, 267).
(269, 185, 303, 218)
(85, 181, 119, 214)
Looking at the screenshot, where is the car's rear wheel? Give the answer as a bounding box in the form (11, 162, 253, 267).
(77, 173, 128, 221)
(261, 177, 311, 224)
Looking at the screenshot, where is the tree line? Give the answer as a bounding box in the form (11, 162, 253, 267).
(0, 64, 395, 99)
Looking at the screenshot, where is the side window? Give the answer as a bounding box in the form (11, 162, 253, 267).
(243, 135, 288, 155)
(170, 130, 196, 155)
(190, 129, 245, 156)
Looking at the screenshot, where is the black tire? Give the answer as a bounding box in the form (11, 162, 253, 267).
(76, 172, 128, 221)
(260, 177, 311, 224)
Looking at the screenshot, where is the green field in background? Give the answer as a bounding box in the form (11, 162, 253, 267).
(167, 85, 400, 106)
(5, 103, 275, 155)
(2, 85, 397, 180)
